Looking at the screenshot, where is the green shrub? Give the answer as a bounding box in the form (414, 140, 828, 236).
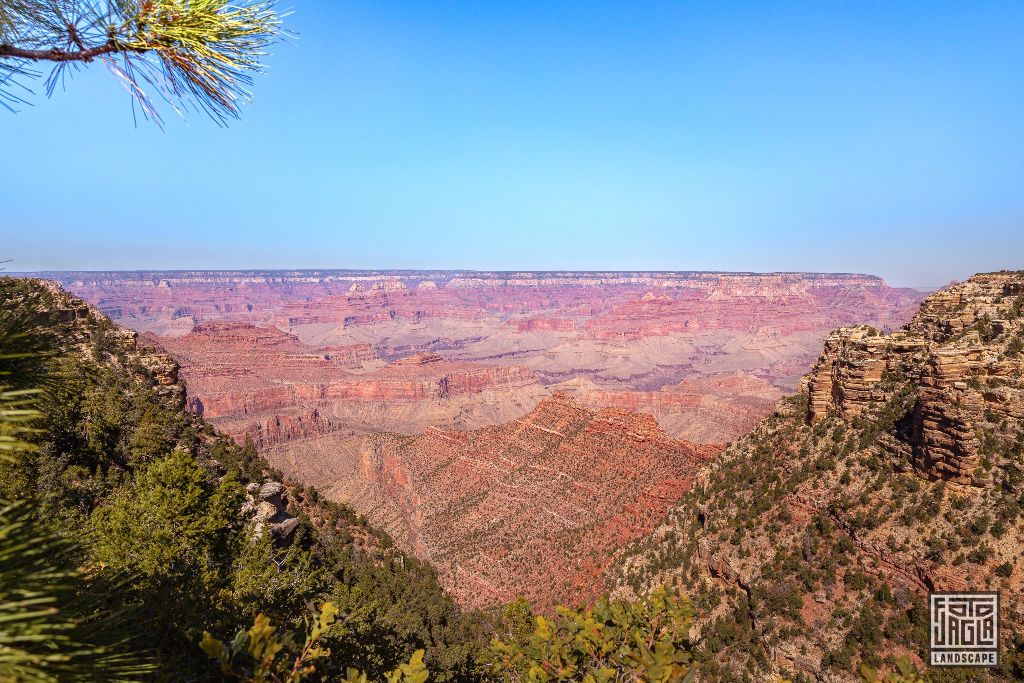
(201, 602, 429, 683)
(974, 314, 995, 342)
(1006, 335, 1023, 358)
(861, 656, 928, 682)
(489, 586, 696, 682)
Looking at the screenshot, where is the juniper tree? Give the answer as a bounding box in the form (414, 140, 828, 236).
(0, 0, 285, 124)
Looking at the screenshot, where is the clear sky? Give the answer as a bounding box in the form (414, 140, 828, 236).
(2, 1, 1022, 287)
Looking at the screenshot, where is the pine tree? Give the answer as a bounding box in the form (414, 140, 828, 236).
(90, 449, 244, 606)
(0, 0, 285, 124)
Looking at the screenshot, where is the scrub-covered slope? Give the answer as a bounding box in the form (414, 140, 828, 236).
(0, 277, 489, 680)
(612, 272, 1024, 681)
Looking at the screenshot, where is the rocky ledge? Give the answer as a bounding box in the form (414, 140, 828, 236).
(805, 272, 1024, 486)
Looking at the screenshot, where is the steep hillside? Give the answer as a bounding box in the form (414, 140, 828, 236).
(0, 278, 489, 680)
(611, 272, 1024, 681)
(264, 392, 718, 611)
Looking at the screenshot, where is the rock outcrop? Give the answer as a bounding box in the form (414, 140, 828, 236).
(610, 271, 1024, 681)
(242, 480, 300, 543)
(804, 273, 1024, 486)
(804, 326, 896, 424)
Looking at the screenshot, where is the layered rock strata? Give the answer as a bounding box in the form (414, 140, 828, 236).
(43, 270, 924, 446)
(267, 392, 718, 610)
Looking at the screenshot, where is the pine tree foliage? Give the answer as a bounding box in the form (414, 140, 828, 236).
(0, 284, 57, 391)
(90, 448, 245, 610)
(0, 296, 153, 681)
(0, 280, 55, 455)
(0, 385, 40, 455)
(0, 501, 155, 682)
(0, 0, 286, 123)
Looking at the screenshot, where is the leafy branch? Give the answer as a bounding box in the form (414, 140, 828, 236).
(861, 657, 929, 683)
(489, 586, 696, 682)
(201, 602, 430, 683)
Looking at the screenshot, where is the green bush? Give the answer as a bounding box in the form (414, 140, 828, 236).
(861, 656, 928, 682)
(489, 586, 696, 682)
(201, 602, 429, 683)
(1006, 335, 1023, 358)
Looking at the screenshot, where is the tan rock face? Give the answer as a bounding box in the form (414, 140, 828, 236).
(909, 349, 987, 484)
(804, 272, 1024, 486)
(804, 326, 891, 424)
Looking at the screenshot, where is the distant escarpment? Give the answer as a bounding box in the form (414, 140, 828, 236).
(153, 323, 547, 446)
(612, 271, 1024, 681)
(48, 269, 924, 447)
(265, 392, 718, 611)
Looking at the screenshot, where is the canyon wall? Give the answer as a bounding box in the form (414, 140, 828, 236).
(45, 270, 923, 447)
(267, 392, 719, 610)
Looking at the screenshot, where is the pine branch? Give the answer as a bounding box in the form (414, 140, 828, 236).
(0, 42, 128, 62)
(0, 0, 287, 124)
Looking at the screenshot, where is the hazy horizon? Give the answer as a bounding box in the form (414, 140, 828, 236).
(4, 1, 1023, 288)
(10, 266, 957, 290)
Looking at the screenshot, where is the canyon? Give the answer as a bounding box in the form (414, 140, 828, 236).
(272, 392, 719, 609)
(50, 270, 922, 446)
(43, 270, 925, 607)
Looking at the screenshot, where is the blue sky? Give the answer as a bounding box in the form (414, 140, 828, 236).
(2, 1, 1022, 287)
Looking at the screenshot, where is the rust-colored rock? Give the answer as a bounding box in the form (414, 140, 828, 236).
(152, 323, 547, 445)
(47, 270, 923, 448)
(269, 392, 718, 610)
